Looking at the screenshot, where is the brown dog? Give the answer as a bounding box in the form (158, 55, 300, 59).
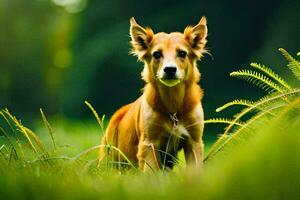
(101, 17, 207, 171)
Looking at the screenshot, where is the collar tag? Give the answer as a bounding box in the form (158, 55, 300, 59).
(169, 113, 179, 129)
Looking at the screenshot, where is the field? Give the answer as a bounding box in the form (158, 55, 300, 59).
(0, 103, 299, 199)
(0, 49, 299, 200)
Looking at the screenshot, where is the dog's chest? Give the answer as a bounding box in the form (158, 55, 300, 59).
(168, 113, 189, 138)
(142, 98, 202, 139)
(161, 123, 187, 156)
(168, 123, 189, 138)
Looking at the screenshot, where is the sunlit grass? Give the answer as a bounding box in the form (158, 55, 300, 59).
(0, 105, 299, 199)
(0, 48, 299, 199)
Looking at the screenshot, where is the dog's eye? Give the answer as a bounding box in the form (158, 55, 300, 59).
(153, 51, 162, 59)
(178, 50, 187, 59)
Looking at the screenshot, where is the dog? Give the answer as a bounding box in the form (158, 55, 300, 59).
(100, 17, 207, 171)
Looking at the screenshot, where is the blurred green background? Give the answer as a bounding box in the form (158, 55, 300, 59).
(0, 0, 299, 141)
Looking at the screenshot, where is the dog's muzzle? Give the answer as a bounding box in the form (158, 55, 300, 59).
(163, 66, 177, 79)
(159, 66, 181, 87)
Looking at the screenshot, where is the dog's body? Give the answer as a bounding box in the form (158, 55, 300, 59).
(101, 17, 208, 171)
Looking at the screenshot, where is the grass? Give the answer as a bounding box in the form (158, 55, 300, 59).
(0, 106, 299, 200)
(0, 48, 299, 199)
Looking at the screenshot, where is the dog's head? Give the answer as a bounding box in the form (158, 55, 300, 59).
(130, 17, 208, 87)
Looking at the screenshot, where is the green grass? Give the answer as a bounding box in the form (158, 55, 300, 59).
(0, 107, 299, 200)
(0, 48, 299, 199)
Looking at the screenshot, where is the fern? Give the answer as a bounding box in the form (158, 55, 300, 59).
(250, 62, 291, 90)
(203, 134, 230, 162)
(216, 99, 254, 112)
(230, 70, 284, 93)
(205, 48, 300, 162)
(279, 48, 300, 80)
(205, 118, 243, 126)
(224, 89, 299, 135)
(205, 96, 300, 161)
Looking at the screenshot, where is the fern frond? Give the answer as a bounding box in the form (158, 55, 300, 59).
(205, 118, 243, 126)
(223, 88, 300, 135)
(278, 48, 300, 80)
(204, 134, 230, 162)
(250, 62, 291, 90)
(206, 104, 284, 161)
(205, 96, 300, 162)
(230, 70, 284, 93)
(216, 99, 254, 112)
(207, 48, 300, 162)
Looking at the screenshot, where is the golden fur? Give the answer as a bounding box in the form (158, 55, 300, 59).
(100, 17, 208, 171)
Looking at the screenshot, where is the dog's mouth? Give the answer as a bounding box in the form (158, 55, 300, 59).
(159, 78, 181, 87)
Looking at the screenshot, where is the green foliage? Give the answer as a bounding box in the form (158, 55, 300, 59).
(1, 48, 300, 199)
(0, 106, 136, 173)
(215, 99, 254, 112)
(0, 0, 74, 117)
(249, 62, 291, 90)
(40, 109, 57, 150)
(0, 92, 300, 199)
(204, 118, 244, 126)
(205, 48, 300, 162)
(278, 48, 300, 80)
(230, 69, 285, 93)
(84, 101, 105, 134)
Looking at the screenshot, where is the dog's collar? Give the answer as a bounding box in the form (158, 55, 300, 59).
(169, 112, 179, 129)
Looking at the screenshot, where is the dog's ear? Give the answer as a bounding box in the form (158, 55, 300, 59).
(130, 17, 154, 59)
(184, 16, 208, 58)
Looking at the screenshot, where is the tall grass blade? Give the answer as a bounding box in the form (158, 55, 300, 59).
(40, 109, 57, 150)
(9, 146, 18, 162)
(73, 144, 138, 171)
(24, 127, 46, 153)
(85, 101, 105, 134)
(0, 126, 14, 146)
(3, 109, 38, 155)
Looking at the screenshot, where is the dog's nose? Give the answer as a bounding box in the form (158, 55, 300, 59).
(164, 66, 177, 78)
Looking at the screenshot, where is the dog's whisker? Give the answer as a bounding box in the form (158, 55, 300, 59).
(185, 121, 202, 129)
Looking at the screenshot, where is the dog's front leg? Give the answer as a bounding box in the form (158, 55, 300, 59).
(137, 140, 160, 172)
(184, 139, 204, 169)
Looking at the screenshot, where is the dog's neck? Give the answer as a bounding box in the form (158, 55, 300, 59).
(144, 81, 202, 115)
(157, 83, 186, 113)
